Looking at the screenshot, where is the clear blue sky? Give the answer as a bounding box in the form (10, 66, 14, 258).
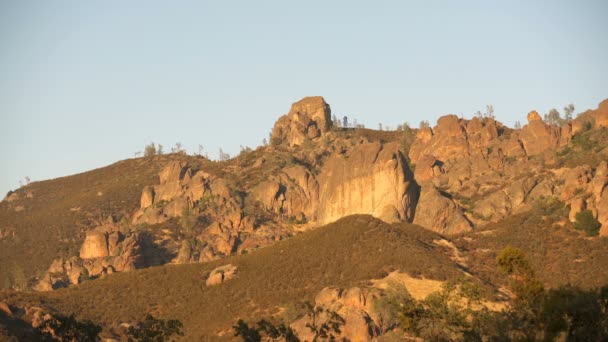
(1, 0, 607, 196)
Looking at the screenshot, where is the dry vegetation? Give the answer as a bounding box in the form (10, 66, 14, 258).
(1, 215, 463, 340)
(454, 208, 608, 290)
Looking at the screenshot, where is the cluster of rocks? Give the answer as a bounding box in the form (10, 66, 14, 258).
(30, 96, 608, 291)
(408, 100, 608, 234)
(34, 222, 144, 291)
(291, 286, 382, 341)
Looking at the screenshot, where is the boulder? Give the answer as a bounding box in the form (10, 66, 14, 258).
(206, 264, 237, 286)
(413, 185, 472, 234)
(79, 231, 108, 259)
(520, 113, 561, 156)
(140, 186, 155, 208)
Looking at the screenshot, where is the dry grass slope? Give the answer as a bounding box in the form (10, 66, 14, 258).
(2, 215, 462, 340)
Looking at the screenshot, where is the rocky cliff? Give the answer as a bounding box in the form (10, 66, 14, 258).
(11, 96, 608, 292)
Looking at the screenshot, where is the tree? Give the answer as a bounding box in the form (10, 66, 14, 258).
(219, 148, 231, 161)
(233, 319, 299, 342)
(233, 320, 261, 341)
(373, 281, 413, 334)
(171, 142, 185, 154)
(564, 104, 575, 122)
(197, 144, 205, 156)
(514, 120, 522, 129)
(126, 314, 184, 342)
(378, 123, 383, 131)
(36, 314, 101, 342)
(302, 302, 345, 341)
(544, 108, 563, 126)
(398, 278, 481, 341)
(486, 105, 495, 119)
(419, 120, 430, 129)
(144, 143, 157, 157)
(342, 116, 348, 128)
(574, 210, 601, 236)
(233, 302, 344, 342)
(180, 205, 197, 235)
(332, 115, 339, 128)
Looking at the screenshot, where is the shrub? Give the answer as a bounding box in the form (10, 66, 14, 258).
(36, 314, 101, 341)
(574, 210, 601, 236)
(126, 314, 184, 342)
(144, 143, 157, 157)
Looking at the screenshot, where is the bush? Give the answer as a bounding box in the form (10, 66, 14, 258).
(574, 210, 601, 236)
(144, 143, 157, 157)
(126, 314, 184, 342)
(36, 314, 101, 341)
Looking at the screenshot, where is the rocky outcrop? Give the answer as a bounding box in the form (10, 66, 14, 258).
(35, 222, 146, 291)
(250, 141, 419, 225)
(572, 99, 608, 133)
(291, 287, 380, 342)
(413, 185, 472, 234)
(271, 96, 332, 146)
(557, 161, 608, 231)
(206, 264, 237, 286)
(315, 142, 419, 224)
(518, 111, 563, 156)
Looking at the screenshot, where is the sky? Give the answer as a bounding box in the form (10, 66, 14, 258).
(1, 0, 607, 196)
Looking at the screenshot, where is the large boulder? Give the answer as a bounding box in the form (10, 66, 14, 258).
(413, 185, 472, 235)
(206, 264, 237, 286)
(519, 111, 562, 156)
(271, 96, 332, 146)
(79, 231, 109, 259)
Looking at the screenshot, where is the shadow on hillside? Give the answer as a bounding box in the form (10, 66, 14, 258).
(0, 311, 38, 341)
(139, 231, 176, 267)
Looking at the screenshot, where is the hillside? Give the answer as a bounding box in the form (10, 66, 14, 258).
(1, 215, 465, 340)
(1, 95, 608, 340)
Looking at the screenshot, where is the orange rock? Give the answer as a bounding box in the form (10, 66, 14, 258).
(527, 110, 542, 123)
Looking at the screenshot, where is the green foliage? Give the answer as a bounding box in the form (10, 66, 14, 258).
(233, 320, 261, 341)
(36, 314, 101, 342)
(532, 195, 568, 219)
(497, 246, 544, 306)
(179, 205, 197, 235)
(398, 278, 481, 341)
(233, 319, 299, 342)
(373, 281, 413, 333)
(233, 302, 343, 342)
(126, 314, 184, 342)
(496, 245, 530, 275)
(302, 302, 345, 341)
(574, 210, 601, 236)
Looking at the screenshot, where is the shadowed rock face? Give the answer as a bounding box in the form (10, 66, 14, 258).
(413, 185, 472, 235)
(271, 96, 332, 146)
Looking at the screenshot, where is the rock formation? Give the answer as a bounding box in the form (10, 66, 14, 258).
(271, 96, 332, 146)
(205, 264, 237, 286)
(291, 286, 380, 342)
(315, 142, 419, 224)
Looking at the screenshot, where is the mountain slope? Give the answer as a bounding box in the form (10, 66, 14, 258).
(1, 215, 462, 340)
